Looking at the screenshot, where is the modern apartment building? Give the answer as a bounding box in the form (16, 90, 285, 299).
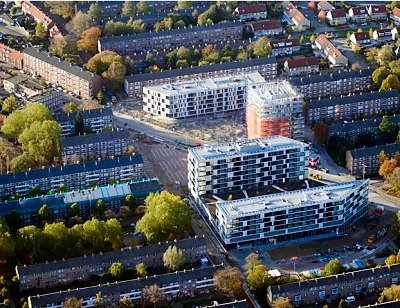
(188, 136, 309, 199)
(17, 236, 206, 290)
(246, 80, 304, 140)
(54, 107, 114, 137)
(283, 57, 320, 77)
(0, 179, 160, 226)
(28, 265, 222, 307)
(200, 180, 368, 248)
(0, 43, 23, 69)
(346, 143, 400, 175)
(289, 69, 373, 99)
(329, 116, 400, 141)
(98, 22, 242, 54)
(142, 72, 265, 120)
(23, 47, 101, 99)
(124, 56, 277, 98)
(305, 90, 399, 124)
(269, 39, 300, 57)
(0, 154, 143, 198)
(267, 264, 400, 307)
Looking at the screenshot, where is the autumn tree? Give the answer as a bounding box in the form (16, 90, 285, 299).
(379, 158, 397, 179)
(273, 297, 292, 308)
(379, 284, 400, 303)
(108, 262, 124, 279)
(63, 297, 82, 308)
(252, 36, 272, 57)
(214, 267, 243, 298)
(66, 11, 93, 36)
(318, 10, 326, 20)
(118, 297, 133, 308)
(381, 74, 400, 91)
(35, 22, 46, 39)
(163, 246, 185, 271)
(2, 95, 18, 115)
(377, 45, 394, 67)
(312, 122, 329, 145)
(136, 263, 147, 277)
(136, 1, 150, 14)
(121, 1, 136, 16)
(77, 27, 101, 54)
(143, 285, 166, 305)
(379, 150, 388, 165)
(44, 2, 74, 19)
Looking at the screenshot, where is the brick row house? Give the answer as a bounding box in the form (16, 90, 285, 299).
(0, 43, 23, 69)
(17, 236, 207, 290)
(23, 47, 101, 99)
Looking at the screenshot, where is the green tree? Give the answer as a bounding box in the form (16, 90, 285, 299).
(163, 245, 185, 271)
(10, 153, 35, 172)
(176, 46, 191, 62)
(88, 3, 103, 21)
(121, 1, 136, 16)
(136, 1, 150, 14)
(105, 218, 124, 250)
(5, 210, 22, 234)
(75, 111, 84, 135)
(136, 263, 147, 277)
(379, 116, 396, 142)
(44, 2, 74, 19)
(247, 263, 272, 292)
(66, 11, 93, 36)
(324, 259, 345, 276)
(253, 36, 272, 58)
(108, 262, 124, 278)
(38, 204, 52, 225)
(381, 74, 400, 91)
(16, 225, 42, 264)
(77, 27, 101, 54)
(69, 203, 80, 217)
(366, 47, 379, 63)
(10, 6, 19, 16)
(136, 191, 192, 243)
(102, 61, 127, 91)
(385, 254, 397, 265)
(312, 121, 329, 145)
(95, 199, 107, 215)
(94, 292, 103, 308)
(309, 34, 316, 43)
(272, 297, 292, 308)
(18, 120, 62, 164)
(2, 95, 18, 115)
(379, 284, 400, 303)
(177, 1, 192, 9)
(27, 186, 42, 197)
(124, 194, 137, 210)
(0, 223, 15, 262)
(213, 267, 243, 298)
(63, 102, 78, 113)
(35, 21, 46, 38)
(63, 297, 82, 308)
(377, 45, 394, 67)
(118, 297, 133, 308)
(1, 102, 52, 140)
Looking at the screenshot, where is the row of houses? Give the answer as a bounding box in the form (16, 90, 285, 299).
(324, 5, 387, 26)
(315, 34, 348, 67)
(283, 1, 311, 30)
(349, 27, 400, 48)
(17, 236, 205, 290)
(0, 178, 160, 226)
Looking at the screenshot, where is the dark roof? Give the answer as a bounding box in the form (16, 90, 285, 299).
(369, 4, 387, 14)
(28, 89, 62, 102)
(236, 4, 266, 15)
(28, 265, 222, 307)
(251, 20, 282, 32)
(352, 31, 370, 41)
(125, 56, 277, 83)
(289, 69, 373, 86)
(99, 21, 241, 44)
(285, 57, 319, 69)
(54, 107, 113, 123)
(270, 38, 300, 49)
(350, 6, 368, 15)
(23, 48, 98, 81)
(270, 264, 400, 294)
(308, 90, 398, 108)
(329, 115, 400, 134)
(328, 9, 346, 18)
(374, 29, 392, 38)
(61, 129, 127, 148)
(0, 179, 160, 217)
(0, 154, 143, 186)
(17, 236, 206, 277)
(349, 143, 400, 159)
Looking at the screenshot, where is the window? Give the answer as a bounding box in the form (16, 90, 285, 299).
(332, 288, 338, 295)
(294, 294, 302, 302)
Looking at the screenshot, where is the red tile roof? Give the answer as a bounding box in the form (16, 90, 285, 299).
(269, 38, 300, 49)
(328, 9, 346, 18)
(315, 34, 329, 47)
(236, 4, 266, 15)
(353, 32, 370, 41)
(350, 6, 367, 16)
(251, 20, 282, 32)
(393, 7, 400, 18)
(369, 4, 386, 14)
(286, 57, 320, 68)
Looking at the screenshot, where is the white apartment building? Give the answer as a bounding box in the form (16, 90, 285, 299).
(188, 136, 309, 199)
(142, 72, 265, 121)
(246, 80, 305, 140)
(204, 180, 369, 247)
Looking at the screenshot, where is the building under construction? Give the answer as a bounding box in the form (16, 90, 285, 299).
(246, 80, 304, 140)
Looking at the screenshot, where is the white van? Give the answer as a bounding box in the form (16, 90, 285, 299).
(345, 296, 356, 303)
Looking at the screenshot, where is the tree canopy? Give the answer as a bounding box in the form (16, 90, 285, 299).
(252, 37, 272, 58)
(163, 245, 185, 271)
(213, 267, 243, 297)
(323, 259, 345, 276)
(77, 27, 101, 54)
(379, 284, 400, 303)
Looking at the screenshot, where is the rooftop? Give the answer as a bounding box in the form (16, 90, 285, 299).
(349, 143, 400, 159)
(23, 48, 98, 81)
(251, 20, 282, 31)
(289, 69, 373, 86)
(350, 6, 368, 15)
(54, 107, 113, 123)
(329, 115, 400, 134)
(285, 57, 319, 69)
(236, 3, 266, 15)
(369, 4, 387, 14)
(328, 9, 346, 18)
(60, 129, 127, 148)
(189, 136, 308, 161)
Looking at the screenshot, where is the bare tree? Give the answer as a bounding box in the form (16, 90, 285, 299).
(143, 284, 166, 305)
(63, 297, 82, 308)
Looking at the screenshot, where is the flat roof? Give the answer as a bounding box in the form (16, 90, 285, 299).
(189, 136, 308, 161)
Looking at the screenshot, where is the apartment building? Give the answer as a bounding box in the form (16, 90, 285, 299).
(289, 69, 373, 99)
(188, 136, 309, 199)
(27, 89, 63, 111)
(283, 2, 311, 30)
(269, 39, 300, 57)
(201, 180, 369, 248)
(60, 129, 129, 163)
(0, 43, 23, 69)
(315, 34, 348, 67)
(54, 107, 114, 137)
(246, 81, 304, 140)
(28, 265, 221, 307)
(142, 72, 265, 120)
(329, 116, 400, 141)
(267, 264, 400, 307)
(0, 179, 160, 226)
(23, 48, 101, 99)
(283, 57, 320, 77)
(305, 90, 399, 124)
(346, 143, 400, 175)
(98, 22, 242, 55)
(368, 4, 387, 21)
(124, 56, 277, 98)
(372, 29, 393, 42)
(348, 6, 368, 23)
(350, 32, 371, 47)
(0, 154, 143, 198)
(250, 20, 283, 38)
(326, 9, 348, 26)
(234, 4, 267, 22)
(17, 236, 206, 290)
(391, 7, 400, 25)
